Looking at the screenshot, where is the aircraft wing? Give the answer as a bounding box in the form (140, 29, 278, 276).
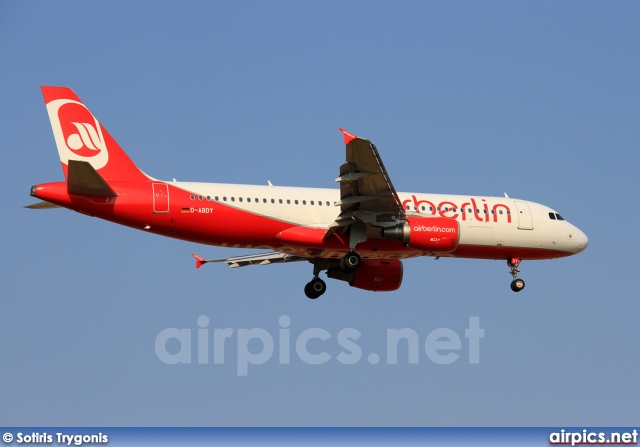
(192, 252, 307, 269)
(193, 130, 406, 270)
(333, 129, 405, 229)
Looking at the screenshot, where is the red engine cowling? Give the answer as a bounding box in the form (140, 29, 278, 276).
(327, 259, 403, 292)
(383, 217, 459, 253)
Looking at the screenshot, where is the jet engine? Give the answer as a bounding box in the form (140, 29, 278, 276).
(327, 259, 403, 292)
(382, 217, 459, 253)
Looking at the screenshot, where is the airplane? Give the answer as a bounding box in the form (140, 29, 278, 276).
(28, 86, 588, 299)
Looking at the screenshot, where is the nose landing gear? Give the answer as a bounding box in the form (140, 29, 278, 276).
(508, 257, 525, 292)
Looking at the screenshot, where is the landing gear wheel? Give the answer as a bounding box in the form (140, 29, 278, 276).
(507, 257, 525, 293)
(304, 277, 326, 299)
(510, 279, 525, 292)
(341, 251, 362, 273)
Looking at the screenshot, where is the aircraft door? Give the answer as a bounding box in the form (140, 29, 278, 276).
(152, 182, 170, 213)
(515, 201, 533, 229)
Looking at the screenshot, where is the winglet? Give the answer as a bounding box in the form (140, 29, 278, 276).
(339, 128, 358, 144)
(192, 254, 207, 269)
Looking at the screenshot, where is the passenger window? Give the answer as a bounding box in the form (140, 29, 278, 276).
(311, 201, 314, 205)
(231, 197, 235, 202)
(198, 195, 203, 201)
(287, 199, 291, 204)
(239, 197, 243, 202)
(303, 200, 306, 205)
(326, 201, 330, 206)
(319, 201, 322, 206)
(215, 196, 219, 201)
(247, 198, 251, 203)
(295, 200, 299, 205)
(279, 199, 283, 204)
(190, 195, 195, 200)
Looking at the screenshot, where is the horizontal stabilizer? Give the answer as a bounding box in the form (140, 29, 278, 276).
(192, 252, 307, 269)
(24, 201, 62, 210)
(67, 160, 118, 197)
(192, 254, 207, 269)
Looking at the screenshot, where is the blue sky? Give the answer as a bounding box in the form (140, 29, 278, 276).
(1, 1, 638, 426)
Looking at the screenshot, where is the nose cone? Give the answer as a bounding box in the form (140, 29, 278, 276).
(571, 227, 589, 254)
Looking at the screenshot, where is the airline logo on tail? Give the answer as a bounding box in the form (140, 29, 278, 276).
(46, 98, 109, 170)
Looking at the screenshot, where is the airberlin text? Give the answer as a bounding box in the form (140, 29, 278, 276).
(402, 195, 512, 223)
(413, 225, 456, 233)
(155, 315, 484, 376)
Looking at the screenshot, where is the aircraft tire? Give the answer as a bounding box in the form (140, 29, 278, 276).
(510, 279, 525, 292)
(305, 278, 326, 299)
(341, 251, 362, 273)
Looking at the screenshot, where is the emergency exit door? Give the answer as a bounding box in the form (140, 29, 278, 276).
(514, 201, 533, 229)
(152, 182, 170, 213)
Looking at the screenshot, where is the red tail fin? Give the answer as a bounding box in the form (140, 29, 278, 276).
(41, 86, 149, 182)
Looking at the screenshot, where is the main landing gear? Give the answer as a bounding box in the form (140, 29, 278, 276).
(340, 251, 362, 272)
(304, 251, 362, 299)
(304, 277, 326, 299)
(508, 257, 525, 292)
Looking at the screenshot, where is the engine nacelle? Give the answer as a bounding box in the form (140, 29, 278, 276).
(383, 217, 459, 253)
(327, 259, 403, 292)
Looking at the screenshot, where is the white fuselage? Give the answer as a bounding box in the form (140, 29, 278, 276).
(172, 181, 589, 258)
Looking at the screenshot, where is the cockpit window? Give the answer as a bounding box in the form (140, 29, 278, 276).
(549, 212, 556, 220)
(555, 213, 565, 221)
